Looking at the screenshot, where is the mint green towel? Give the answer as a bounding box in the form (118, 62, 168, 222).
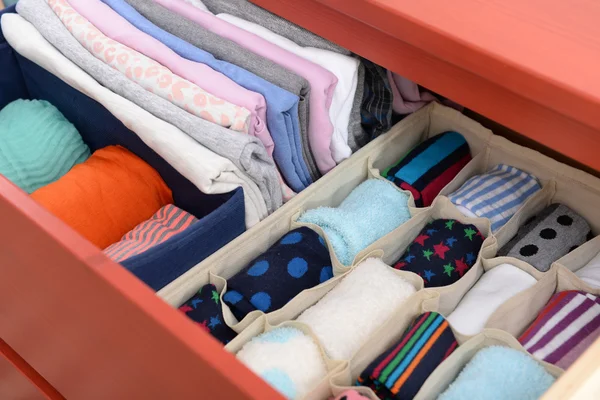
(0, 99, 90, 193)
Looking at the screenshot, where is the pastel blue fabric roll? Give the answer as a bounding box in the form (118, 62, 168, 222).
(298, 179, 410, 265)
(438, 346, 555, 400)
(100, 0, 312, 192)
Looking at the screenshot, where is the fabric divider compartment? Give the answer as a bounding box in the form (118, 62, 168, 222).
(414, 329, 563, 400)
(0, 14, 246, 292)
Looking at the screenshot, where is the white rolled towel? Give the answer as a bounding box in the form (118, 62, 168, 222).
(447, 263, 537, 336)
(297, 258, 417, 360)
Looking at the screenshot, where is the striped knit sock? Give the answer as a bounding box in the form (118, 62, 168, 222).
(357, 312, 457, 399)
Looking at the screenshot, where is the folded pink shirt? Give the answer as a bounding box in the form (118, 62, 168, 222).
(67, 0, 272, 150)
(153, 0, 339, 174)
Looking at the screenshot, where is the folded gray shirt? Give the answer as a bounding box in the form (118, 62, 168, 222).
(17, 0, 282, 212)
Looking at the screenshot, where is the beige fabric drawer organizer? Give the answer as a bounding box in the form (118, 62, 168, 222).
(159, 102, 600, 399)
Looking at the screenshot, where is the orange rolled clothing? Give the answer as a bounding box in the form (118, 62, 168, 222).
(31, 145, 173, 249)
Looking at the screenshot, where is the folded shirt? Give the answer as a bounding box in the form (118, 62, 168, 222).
(298, 179, 410, 265)
(447, 264, 537, 335)
(31, 145, 173, 249)
(383, 131, 471, 207)
(178, 283, 237, 345)
(576, 250, 600, 288)
(360, 59, 394, 140)
(449, 164, 542, 232)
(104, 204, 197, 262)
(393, 219, 485, 287)
(222, 227, 333, 321)
(438, 346, 555, 400)
(519, 290, 600, 369)
(358, 312, 458, 399)
(497, 203, 591, 272)
(0, 99, 90, 193)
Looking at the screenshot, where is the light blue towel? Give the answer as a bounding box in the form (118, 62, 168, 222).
(100, 0, 312, 192)
(298, 179, 410, 265)
(438, 346, 555, 400)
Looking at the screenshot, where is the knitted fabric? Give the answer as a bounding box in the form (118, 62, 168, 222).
(383, 131, 471, 207)
(393, 219, 485, 287)
(298, 179, 410, 265)
(358, 312, 458, 399)
(519, 290, 600, 369)
(179, 283, 236, 345)
(223, 227, 333, 321)
(0, 99, 90, 193)
(332, 390, 369, 400)
(497, 204, 591, 272)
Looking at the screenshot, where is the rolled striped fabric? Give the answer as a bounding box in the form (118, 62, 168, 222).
(104, 204, 197, 262)
(357, 312, 458, 399)
(520, 290, 600, 369)
(448, 164, 541, 232)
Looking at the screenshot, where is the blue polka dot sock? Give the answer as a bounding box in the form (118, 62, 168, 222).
(393, 219, 485, 287)
(179, 284, 237, 345)
(223, 227, 333, 321)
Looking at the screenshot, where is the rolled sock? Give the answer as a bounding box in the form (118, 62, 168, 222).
(447, 264, 537, 335)
(298, 179, 410, 265)
(437, 346, 555, 400)
(576, 251, 600, 289)
(393, 219, 485, 287)
(455, 205, 478, 219)
(332, 390, 369, 400)
(382, 132, 471, 207)
(103, 204, 197, 262)
(297, 258, 417, 360)
(237, 327, 328, 400)
(497, 204, 591, 272)
(358, 312, 458, 399)
(519, 290, 600, 369)
(223, 227, 333, 321)
(178, 284, 236, 345)
(0, 99, 90, 193)
(31, 145, 173, 249)
(449, 164, 541, 232)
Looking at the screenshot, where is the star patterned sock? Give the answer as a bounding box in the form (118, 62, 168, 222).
(393, 219, 485, 287)
(179, 283, 237, 345)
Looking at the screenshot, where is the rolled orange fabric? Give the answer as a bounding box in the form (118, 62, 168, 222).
(31, 145, 173, 249)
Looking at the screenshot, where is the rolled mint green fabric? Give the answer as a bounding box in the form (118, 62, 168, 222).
(0, 99, 90, 193)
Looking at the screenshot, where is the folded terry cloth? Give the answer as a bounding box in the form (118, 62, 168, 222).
(31, 145, 173, 249)
(237, 327, 328, 400)
(393, 219, 485, 287)
(332, 390, 369, 400)
(103, 204, 197, 262)
(223, 227, 333, 321)
(438, 346, 555, 400)
(519, 290, 600, 369)
(297, 258, 416, 360)
(358, 312, 458, 399)
(178, 283, 236, 345)
(298, 179, 410, 265)
(497, 204, 591, 272)
(447, 264, 537, 335)
(383, 132, 471, 207)
(576, 250, 600, 289)
(449, 164, 542, 232)
(0, 99, 90, 193)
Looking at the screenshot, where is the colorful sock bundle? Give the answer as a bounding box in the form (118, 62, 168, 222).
(438, 346, 555, 400)
(358, 312, 458, 399)
(449, 164, 541, 232)
(236, 327, 328, 400)
(498, 204, 591, 272)
(223, 227, 333, 321)
(519, 290, 600, 369)
(297, 258, 416, 360)
(393, 219, 485, 287)
(104, 204, 197, 262)
(178, 283, 237, 345)
(0, 99, 90, 193)
(298, 179, 410, 265)
(382, 131, 471, 207)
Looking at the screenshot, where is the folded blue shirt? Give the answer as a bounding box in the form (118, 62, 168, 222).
(101, 0, 312, 192)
